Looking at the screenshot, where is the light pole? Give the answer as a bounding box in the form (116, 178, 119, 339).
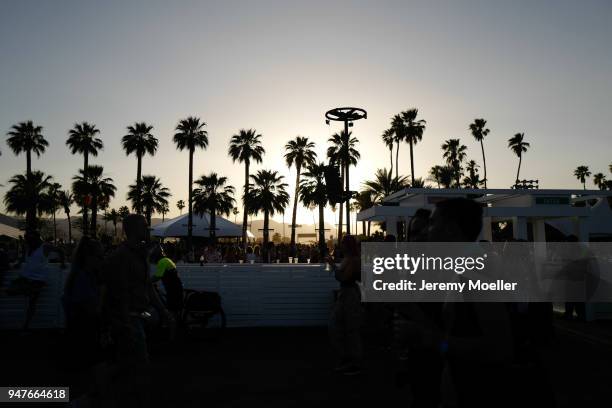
(325, 107, 367, 236)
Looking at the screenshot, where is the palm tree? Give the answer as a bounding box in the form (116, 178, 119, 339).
(104, 208, 120, 238)
(122, 122, 158, 214)
(573, 166, 591, 190)
(401, 109, 426, 185)
(66, 122, 103, 235)
(389, 114, 406, 180)
(299, 162, 329, 255)
(327, 130, 360, 237)
(462, 160, 482, 189)
(176, 200, 185, 215)
(244, 170, 289, 262)
(593, 173, 607, 190)
(441, 139, 467, 187)
(193, 173, 236, 244)
(128, 175, 171, 226)
(430, 165, 455, 188)
(232, 207, 239, 223)
(72, 165, 116, 236)
(354, 191, 374, 236)
(173, 117, 208, 253)
(57, 190, 74, 243)
(46, 182, 62, 243)
(6, 121, 49, 232)
(228, 129, 265, 248)
(381, 128, 395, 172)
(428, 165, 444, 188)
(469, 119, 490, 189)
(160, 203, 169, 221)
(118, 206, 130, 220)
(284, 136, 317, 254)
(363, 168, 409, 203)
(4, 171, 53, 231)
(508, 133, 530, 183)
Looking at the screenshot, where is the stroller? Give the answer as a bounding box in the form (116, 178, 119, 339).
(180, 289, 227, 332)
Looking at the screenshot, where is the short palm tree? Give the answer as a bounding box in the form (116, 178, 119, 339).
(244, 170, 289, 262)
(193, 173, 236, 244)
(428, 165, 444, 188)
(593, 173, 607, 190)
(66, 122, 103, 235)
(284, 136, 317, 253)
(232, 207, 239, 223)
(128, 175, 171, 226)
(469, 119, 490, 189)
(381, 128, 395, 172)
(160, 203, 170, 221)
(6, 121, 49, 232)
(441, 139, 467, 187)
(463, 160, 482, 189)
(508, 133, 530, 183)
(228, 129, 265, 247)
(363, 168, 409, 203)
(173, 117, 208, 253)
(435, 165, 455, 188)
(46, 182, 62, 243)
(327, 130, 360, 237)
(354, 190, 374, 236)
(299, 162, 329, 255)
(176, 199, 185, 215)
(389, 114, 406, 180)
(118, 206, 130, 219)
(401, 108, 426, 185)
(4, 171, 53, 231)
(574, 166, 591, 190)
(57, 190, 74, 243)
(104, 208, 120, 238)
(122, 122, 158, 214)
(72, 165, 116, 236)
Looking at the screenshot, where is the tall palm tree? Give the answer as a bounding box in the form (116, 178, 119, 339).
(173, 117, 208, 253)
(122, 122, 158, 214)
(381, 128, 395, 172)
(469, 118, 490, 189)
(66, 122, 103, 235)
(299, 162, 329, 255)
(176, 200, 185, 215)
(462, 160, 482, 189)
(593, 173, 607, 190)
(389, 114, 406, 180)
(4, 172, 53, 231)
(72, 165, 116, 236)
(284, 136, 317, 253)
(228, 129, 265, 248)
(57, 190, 74, 243)
(508, 133, 530, 183)
(327, 130, 360, 237)
(363, 168, 409, 203)
(128, 175, 171, 226)
(193, 173, 236, 244)
(441, 139, 467, 187)
(47, 182, 62, 243)
(6, 121, 49, 232)
(401, 108, 426, 185)
(244, 170, 289, 262)
(573, 166, 591, 190)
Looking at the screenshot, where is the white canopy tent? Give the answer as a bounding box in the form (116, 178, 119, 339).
(0, 222, 22, 239)
(151, 213, 254, 239)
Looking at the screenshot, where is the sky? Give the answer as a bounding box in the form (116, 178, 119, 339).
(1, 0, 611, 226)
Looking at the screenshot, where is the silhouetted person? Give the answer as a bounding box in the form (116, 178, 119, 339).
(407, 208, 431, 242)
(100, 214, 170, 406)
(328, 234, 363, 375)
(150, 245, 183, 318)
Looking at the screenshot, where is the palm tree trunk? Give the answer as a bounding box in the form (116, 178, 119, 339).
(90, 196, 98, 236)
(242, 160, 250, 250)
(25, 150, 35, 233)
(345, 161, 350, 236)
(66, 213, 72, 244)
(113, 221, 117, 238)
(290, 165, 300, 254)
(318, 204, 325, 257)
(263, 210, 270, 262)
(389, 147, 393, 173)
(395, 141, 400, 181)
(480, 140, 487, 189)
(367, 221, 371, 237)
(82, 153, 89, 236)
(211, 208, 217, 244)
(136, 155, 143, 214)
(516, 155, 522, 183)
(409, 139, 415, 186)
(52, 211, 57, 244)
(187, 148, 194, 255)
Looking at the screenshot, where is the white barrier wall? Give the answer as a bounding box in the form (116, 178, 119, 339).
(0, 264, 338, 329)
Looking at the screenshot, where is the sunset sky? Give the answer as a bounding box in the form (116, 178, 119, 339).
(1, 0, 611, 226)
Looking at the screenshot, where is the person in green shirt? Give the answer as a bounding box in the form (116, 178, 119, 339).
(150, 246, 184, 315)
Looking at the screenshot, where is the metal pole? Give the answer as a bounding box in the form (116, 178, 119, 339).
(344, 119, 351, 236)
